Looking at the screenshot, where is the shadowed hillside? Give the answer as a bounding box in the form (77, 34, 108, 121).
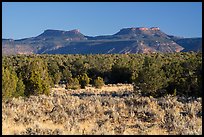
(2, 27, 201, 55)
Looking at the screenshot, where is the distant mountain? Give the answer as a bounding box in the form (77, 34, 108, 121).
(173, 38, 202, 52)
(2, 27, 202, 55)
(36, 29, 87, 41)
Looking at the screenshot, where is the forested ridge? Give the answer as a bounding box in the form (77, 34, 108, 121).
(2, 52, 202, 99)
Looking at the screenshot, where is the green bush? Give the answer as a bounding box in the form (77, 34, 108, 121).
(93, 77, 104, 89)
(14, 77, 25, 98)
(53, 72, 62, 85)
(2, 52, 202, 98)
(2, 67, 18, 100)
(134, 57, 167, 97)
(23, 58, 51, 96)
(62, 69, 72, 82)
(47, 61, 60, 86)
(77, 73, 90, 89)
(65, 78, 80, 90)
(176, 59, 202, 97)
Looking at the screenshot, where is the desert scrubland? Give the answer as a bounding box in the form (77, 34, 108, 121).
(2, 84, 202, 135)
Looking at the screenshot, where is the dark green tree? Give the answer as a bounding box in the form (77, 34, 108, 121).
(134, 56, 167, 97)
(71, 59, 87, 77)
(162, 61, 184, 95)
(62, 68, 72, 82)
(2, 67, 18, 99)
(177, 57, 202, 97)
(77, 73, 90, 89)
(53, 72, 62, 85)
(65, 77, 80, 90)
(14, 76, 25, 98)
(23, 58, 51, 96)
(111, 65, 132, 84)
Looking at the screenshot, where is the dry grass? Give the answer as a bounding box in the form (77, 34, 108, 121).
(2, 84, 202, 135)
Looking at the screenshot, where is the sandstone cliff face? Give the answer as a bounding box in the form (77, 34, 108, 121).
(2, 84, 202, 135)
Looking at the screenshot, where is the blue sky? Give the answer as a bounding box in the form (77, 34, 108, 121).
(2, 2, 202, 39)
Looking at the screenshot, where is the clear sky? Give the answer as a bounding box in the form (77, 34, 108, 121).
(2, 2, 202, 39)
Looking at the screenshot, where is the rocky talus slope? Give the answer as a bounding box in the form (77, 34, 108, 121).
(2, 84, 202, 135)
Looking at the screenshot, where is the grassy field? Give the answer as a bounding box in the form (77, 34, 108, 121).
(2, 84, 202, 135)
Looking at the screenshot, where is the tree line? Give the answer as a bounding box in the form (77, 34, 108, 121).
(2, 52, 202, 99)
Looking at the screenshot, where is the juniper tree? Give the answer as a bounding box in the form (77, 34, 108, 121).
(65, 77, 80, 90)
(134, 56, 167, 97)
(2, 67, 18, 99)
(77, 73, 90, 89)
(14, 75, 25, 98)
(23, 58, 52, 96)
